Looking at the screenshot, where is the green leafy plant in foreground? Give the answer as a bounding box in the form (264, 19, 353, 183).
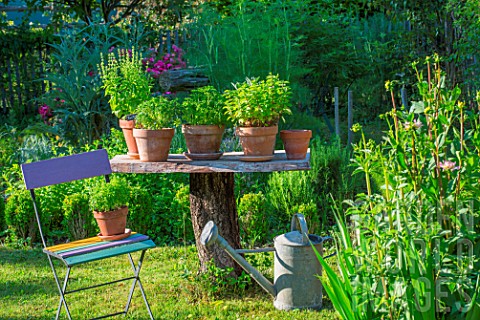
(320, 55, 480, 319)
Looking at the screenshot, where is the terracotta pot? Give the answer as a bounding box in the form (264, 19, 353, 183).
(236, 126, 278, 158)
(119, 119, 139, 159)
(182, 124, 225, 155)
(93, 206, 128, 236)
(133, 128, 175, 162)
(280, 129, 312, 160)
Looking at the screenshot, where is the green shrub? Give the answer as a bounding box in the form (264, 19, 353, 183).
(4, 189, 37, 242)
(265, 136, 361, 234)
(149, 183, 193, 244)
(265, 170, 318, 233)
(62, 193, 96, 240)
(309, 137, 362, 213)
(0, 195, 5, 231)
(127, 185, 155, 234)
(37, 182, 75, 238)
(237, 192, 269, 246)
(173, 185, 194, 243)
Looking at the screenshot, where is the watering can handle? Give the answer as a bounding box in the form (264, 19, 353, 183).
(291, 213, 309, 244)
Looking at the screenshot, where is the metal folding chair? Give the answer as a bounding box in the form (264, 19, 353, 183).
(21, 149, 156, 320)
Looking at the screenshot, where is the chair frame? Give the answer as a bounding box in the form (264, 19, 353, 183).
(21, 149, 155, 320)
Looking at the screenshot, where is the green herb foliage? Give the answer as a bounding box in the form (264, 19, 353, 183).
(224, 73, 292, 127)
(321, 56, 480, 319)
(180, 86, 226, 126)
(89, 177, 130, 213)
(99, 47, 152, 120)
(136, 95, 178, 129)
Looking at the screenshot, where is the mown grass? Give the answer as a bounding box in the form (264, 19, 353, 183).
(0, 245, 339, 320)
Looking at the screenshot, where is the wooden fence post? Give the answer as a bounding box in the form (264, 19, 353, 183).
(348, 90, 353, 146)
(401, 87, 408, 109)
(334, 87, 340, 138)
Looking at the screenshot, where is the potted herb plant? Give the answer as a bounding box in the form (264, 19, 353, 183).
(223, 73, 292, 161)
(133, 95, 177, 162)
(180, 86, 227, 160)
(99, 48, 152, 159)
(89, 177, 130, 239)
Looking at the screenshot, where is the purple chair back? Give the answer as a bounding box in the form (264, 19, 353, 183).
(22, 149, 112, 190)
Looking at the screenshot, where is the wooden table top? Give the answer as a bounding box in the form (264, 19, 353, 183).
(110, 150, 310, 173)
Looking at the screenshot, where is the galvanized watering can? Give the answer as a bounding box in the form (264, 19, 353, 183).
(201, 213, 327, 310)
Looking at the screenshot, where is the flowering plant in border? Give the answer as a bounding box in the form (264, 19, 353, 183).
(142, 45, 186, 79)
(319, 55, 480, 319)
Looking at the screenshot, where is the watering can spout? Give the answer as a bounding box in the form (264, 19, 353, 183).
(201, 221, 276, 297)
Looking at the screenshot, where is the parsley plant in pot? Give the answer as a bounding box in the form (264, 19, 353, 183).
(99, 48, 152, 159)
(180, 86, 227, 160)
(89, 177, 130, 239)
(133, 95, 177, 162)
(224, 73, 292, 161)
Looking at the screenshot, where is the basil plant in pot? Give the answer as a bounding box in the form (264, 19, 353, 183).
(99, 48, 153, 159)
(180, 86, 227, 160)
(89, 177, 131, 240)
(133, 95, 178, 162)
(223, 73, 292, 161)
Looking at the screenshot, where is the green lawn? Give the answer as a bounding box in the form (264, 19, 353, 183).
(0, 245, 339, 319)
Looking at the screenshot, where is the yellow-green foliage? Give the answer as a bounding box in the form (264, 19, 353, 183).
(4, 189, 36, 241)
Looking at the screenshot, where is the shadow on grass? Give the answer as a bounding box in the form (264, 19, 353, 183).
(0, 247, 46, 266)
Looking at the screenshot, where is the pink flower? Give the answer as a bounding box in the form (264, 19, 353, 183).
(439, 160, 460, 171)
(109, 46, 115, 53)
(403, 119, 423, 131)
(413, 119, 423, 129)
(38, 104, 53, 124)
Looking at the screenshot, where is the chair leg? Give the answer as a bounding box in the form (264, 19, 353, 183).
(47, 256, 73, 320)
(124, 251, 155, 320)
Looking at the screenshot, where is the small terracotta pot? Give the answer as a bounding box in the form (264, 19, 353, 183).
(93, 206, 128, 236)
(280, 130, 312, 160)
(236, 126, 278, 157)
(182, 124, 225, 154)
(119, 119, 139, 159)
(133, 128, 175, 162)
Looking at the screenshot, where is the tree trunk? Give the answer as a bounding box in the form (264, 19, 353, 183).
(190, 172, 243, 276)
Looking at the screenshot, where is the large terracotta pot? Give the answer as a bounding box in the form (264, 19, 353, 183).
(280, 129, 312, 160)
(133, 128, 175, 162)
(119, 119, 139, 159)
(93, 206, 128, 236)
(236, 126, 278, 161)
(182, 124, 225, 160)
